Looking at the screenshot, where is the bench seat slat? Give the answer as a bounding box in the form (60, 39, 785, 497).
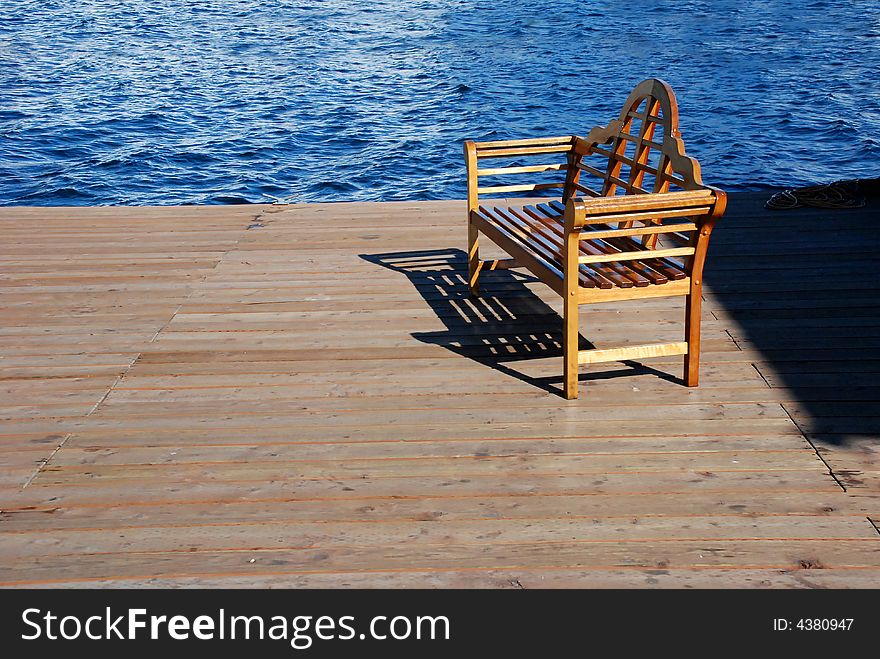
(583, 234, 671, 284)
(546, 197, 688, 283)
(529, 203, 652, 287)
(477, 207, 567, 281)
(617, 251, 687, 281)
(529, 204, 667, 288)
(490, 206, 610, 289)
(522, 205, 639, 288)
(540, 202, 687, 285)
(474, 199, 694, 290)
(506, 207, 616, 289)
(471, 209, 566, 294)
(487, 207, 600, 289)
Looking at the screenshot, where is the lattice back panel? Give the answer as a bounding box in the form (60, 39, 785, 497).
(567, 79, 704, 200)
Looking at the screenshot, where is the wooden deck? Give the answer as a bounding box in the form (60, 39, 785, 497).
(1, 194, 878, 588)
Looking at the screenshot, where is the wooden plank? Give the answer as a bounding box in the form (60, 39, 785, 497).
(1, 491, 861, 534)
(31, 450, 826, 487)
(2, 539, 878, 586)
(519, 204, 642, 287)
(20, 568, 880, 589)
(1, 517, 872, 561)
(48, 443, 815, 470)
(6, 470, 837, 510)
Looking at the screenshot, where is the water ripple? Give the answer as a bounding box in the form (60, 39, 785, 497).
(1, 0, 879, 205)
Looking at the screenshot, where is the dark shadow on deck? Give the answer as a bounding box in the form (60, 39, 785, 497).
(705, 191, 880, 449)
(360, 248, 677, 397)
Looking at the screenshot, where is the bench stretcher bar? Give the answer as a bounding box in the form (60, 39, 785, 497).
(577, 341, 689, 365)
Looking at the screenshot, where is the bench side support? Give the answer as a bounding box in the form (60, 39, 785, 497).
(684, 188, 728, 386)
(563, 202, 586, 399)
(684, 291, 702, 387)
(464, 141, 480, 297)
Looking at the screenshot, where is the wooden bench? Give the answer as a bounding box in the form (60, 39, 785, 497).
(464, 78, 727, 399)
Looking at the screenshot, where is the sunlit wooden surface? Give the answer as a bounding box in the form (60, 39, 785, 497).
(0, 194, 877, 588)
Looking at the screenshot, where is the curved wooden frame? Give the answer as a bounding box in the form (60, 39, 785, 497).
(565, 78, 704, 202)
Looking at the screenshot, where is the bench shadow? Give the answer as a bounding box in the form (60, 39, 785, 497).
(704, 189, 880, 448)
(360, 248, 677, 396)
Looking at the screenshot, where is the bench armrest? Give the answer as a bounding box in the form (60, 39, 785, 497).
(563, 189, 726, 233)
(561, 189, 727, 282)
(465, 136, 575, 211)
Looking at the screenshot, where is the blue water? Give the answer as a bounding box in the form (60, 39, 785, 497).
(2, 0, 879, 206)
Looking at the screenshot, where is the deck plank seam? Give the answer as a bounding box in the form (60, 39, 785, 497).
(18, 432, 72, 491)
(24, 209, 267, 487)
(751, 363, 773, 389)
(23, 354, 141, 488)
(148, 304, 183, 344)
(726, 328, 744, 351)
(778, 402, 848, 494)
(89, 208, 265, 414)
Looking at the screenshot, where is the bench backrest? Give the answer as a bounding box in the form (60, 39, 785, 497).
(565, 79, 706, 200)
(464, 79, 710, 210)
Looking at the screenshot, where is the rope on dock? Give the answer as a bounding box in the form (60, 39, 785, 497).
(765, 179, 867, 210)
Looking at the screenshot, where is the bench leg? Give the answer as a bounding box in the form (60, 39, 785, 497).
(468, 221, 480, 297)
(563, 291, 579, 399)
(684, 291, 701, 387)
